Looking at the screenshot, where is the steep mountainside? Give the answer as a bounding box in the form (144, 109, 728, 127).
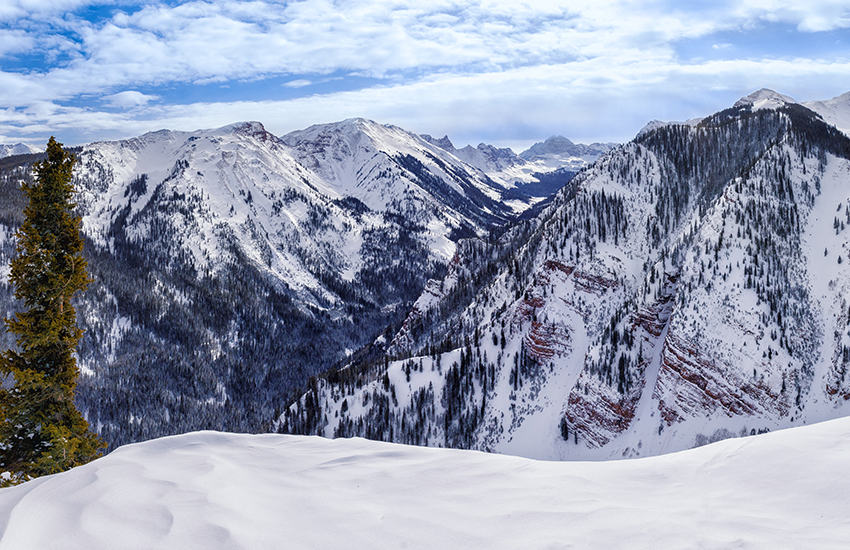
(0, 119, 573, 450)
(283, 94, 850, 460)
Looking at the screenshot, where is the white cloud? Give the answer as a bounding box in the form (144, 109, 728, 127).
(102, 90, 159, 108)
(283, 79, 312, 88)
(3, 55, 845, 148)
(728, 1, 850, 32)
(0, 0, 849, 145)
(0, 0, 95, 21)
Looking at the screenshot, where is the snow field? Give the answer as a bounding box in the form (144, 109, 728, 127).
(2, 417, 850, 549)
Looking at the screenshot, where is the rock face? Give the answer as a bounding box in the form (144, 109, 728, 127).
(284, 95, 850, 460)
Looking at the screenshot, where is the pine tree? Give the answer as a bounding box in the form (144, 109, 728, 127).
(0, 137, 104, 485)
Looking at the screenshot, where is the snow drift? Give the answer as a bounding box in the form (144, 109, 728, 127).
(1, 417, 849, 549)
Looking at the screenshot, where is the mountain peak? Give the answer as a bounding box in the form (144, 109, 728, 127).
(733, 88, 797, 110)
(519, 135, 616, 161)
(420, 134, 455, 151)
(220, 121, 272, 139)
(0, 142, 42, 158)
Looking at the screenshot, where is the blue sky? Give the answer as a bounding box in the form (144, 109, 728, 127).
(1, 0, 849, 152)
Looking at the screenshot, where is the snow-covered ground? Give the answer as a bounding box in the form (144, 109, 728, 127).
(1, 417, 849, 549)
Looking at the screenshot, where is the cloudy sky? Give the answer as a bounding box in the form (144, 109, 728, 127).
(2, 0, 849, 151)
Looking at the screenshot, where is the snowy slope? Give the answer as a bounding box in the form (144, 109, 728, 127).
(75, 122, 371, 295)
(805, 91, 850, 137)
(282, 118, 520, 221)
(1, 418, 849, 549)
(0, 143, 41, 158)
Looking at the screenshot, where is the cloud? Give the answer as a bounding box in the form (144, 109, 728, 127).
(0, 0, 95, 21)
(102, 90, 159, 108)
(3, 54, 846, 149)
(0, 0, 849, 146)
(283, 79, 313, 88)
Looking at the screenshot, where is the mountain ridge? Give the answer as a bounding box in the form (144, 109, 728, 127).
(281, 90, 850, 460)
(0, 117, 584, 450)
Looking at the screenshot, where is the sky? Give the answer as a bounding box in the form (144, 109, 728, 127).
(1, 0, 849, 152)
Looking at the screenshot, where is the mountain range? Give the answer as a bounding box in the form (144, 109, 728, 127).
(1, 88, 849, 457)
(281, 89, 850, 460)
(0, 119, 595, 449)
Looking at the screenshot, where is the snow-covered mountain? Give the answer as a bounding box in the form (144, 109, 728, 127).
(519, 135, 617, 165)
(805, 91, 850, 136)
(0, 118, 582, 449)
(0, 143, 41, 159)
(284, 90, 850, 460)
(639, 88, 850, 140)
(419, 132, 614, 197)
(1, 418, 849, 549)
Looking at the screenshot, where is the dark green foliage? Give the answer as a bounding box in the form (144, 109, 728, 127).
(0, 138, 104, 485)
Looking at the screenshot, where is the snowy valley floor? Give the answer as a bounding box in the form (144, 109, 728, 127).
(1, 418, 850, 549)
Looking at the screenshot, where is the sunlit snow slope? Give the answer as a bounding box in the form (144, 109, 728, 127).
(1, 418, 849, 549)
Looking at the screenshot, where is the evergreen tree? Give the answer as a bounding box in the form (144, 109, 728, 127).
(0, 137, 103, 485)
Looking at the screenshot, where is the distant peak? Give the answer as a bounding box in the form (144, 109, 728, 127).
(0, 142, 42, 158)
(519, 135, 615, 160)
(545, 135, 576, 147)
(222, 121, 268, 137)
(420, 134, 455, 151)
(733, 89, 797, 110)
(636, 117, 704, 139)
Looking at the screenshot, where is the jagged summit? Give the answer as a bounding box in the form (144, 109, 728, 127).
(733, 88, 797, 110)
(519, 135, 576, 158)
(519, 135, 616, 161)
(420, 134, 455, 150)
(218, 121, 273, 139)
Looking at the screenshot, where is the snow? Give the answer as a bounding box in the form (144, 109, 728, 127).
(727, 88, 850, 139)
(0, 143, 41, 158)
(802, 153, 850, 415)
(1, 418, 849, 549)
(733, 88, 797, 110)
(635, 117, 703, 138)
(805, 91, 850, 138)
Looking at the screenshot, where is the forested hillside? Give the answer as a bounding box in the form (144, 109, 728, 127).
(282, 98, 850, 460)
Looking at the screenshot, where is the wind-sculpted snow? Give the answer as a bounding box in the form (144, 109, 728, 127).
(2, 419, 850, 549)
(287, 92, 850, 461)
